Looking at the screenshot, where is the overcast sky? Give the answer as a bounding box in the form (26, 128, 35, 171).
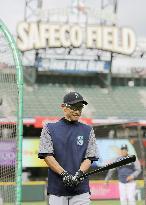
(0, 0, 146, 39)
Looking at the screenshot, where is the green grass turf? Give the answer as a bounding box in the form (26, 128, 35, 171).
(21, 200, 144, 205)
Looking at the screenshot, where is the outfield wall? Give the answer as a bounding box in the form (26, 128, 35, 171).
(0, 180, 144, 202)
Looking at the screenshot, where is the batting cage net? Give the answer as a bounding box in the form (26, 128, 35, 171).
(0, 20, 23, 205)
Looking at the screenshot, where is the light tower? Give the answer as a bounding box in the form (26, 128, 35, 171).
(23, 0, 43, 67)
(23, 0, 118, 66)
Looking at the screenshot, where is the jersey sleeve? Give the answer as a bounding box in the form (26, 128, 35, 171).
(38, 123, 54, 159)
(131, 159, 141, 178)
(105, 168, 116, 181)
(84, 128, 99, 161)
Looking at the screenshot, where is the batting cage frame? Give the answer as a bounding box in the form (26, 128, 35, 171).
(0, 19, 23, 205)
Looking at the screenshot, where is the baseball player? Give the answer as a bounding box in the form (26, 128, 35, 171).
(105, 144, 141, 205)
(38, 92, 99, 205)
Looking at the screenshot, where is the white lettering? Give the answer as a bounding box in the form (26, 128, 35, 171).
(17, 22, 29, 51)
(70, 25, 82, 47)
(102, 27, 113, 51)
(121, 28, 136, 55)
(60, 25, 71, 47)
(86, 26, 102, 48)
(27, 22, 41, 50)
(49, 25, 61, 47)
(39, 23, 50, 48)
(16, 22, 136, 55)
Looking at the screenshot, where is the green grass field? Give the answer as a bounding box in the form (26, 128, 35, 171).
(21, 200, 144, 205)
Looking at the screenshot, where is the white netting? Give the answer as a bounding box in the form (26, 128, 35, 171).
(0, 31, 18, 204)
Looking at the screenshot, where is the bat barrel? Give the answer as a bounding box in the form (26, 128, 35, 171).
(81, 155, 136, 178)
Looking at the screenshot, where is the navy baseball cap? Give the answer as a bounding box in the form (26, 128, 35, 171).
(63, 92, 88, 105)
(121, 144, 128, 150)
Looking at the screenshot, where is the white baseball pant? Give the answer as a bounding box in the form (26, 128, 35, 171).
(48, 192, 90, 205)
(119, 181, 136, 205)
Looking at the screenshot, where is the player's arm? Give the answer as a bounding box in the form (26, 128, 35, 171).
(127, 159, 141, 181)
(79, 159, 92, 173)
(44, 155, 75, 187)
(105, 168, 116, 181)
(44, 155, 64, 174)
(38, 124, 74, 187)
(82, 128, 99, 171)
(38, 124, 64, 174)
(104, 168, 116, 186)
(132, 159, 141, 177)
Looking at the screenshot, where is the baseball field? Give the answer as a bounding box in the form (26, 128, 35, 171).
(21, 200, 144, 205)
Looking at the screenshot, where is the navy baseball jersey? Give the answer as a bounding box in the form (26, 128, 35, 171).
(38, 118, 99, 196)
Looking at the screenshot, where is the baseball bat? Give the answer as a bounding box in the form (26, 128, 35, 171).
(80, 155, 136, 178)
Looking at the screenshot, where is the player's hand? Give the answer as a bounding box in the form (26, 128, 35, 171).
(60, 171, 75, 187)
(126, 175, 134, 182)
(73, 169, 85, 186)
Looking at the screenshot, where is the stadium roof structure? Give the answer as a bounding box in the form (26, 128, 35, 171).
(1, 84, 146, 127)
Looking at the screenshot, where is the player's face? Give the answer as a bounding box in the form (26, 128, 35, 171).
(121, 149, 128, 157)
(62, 102, 84, 121)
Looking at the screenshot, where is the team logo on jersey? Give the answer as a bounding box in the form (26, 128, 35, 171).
(77, 136, 84, 146)
(75, 93, 79, 98)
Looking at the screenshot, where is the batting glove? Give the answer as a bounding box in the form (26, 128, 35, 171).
(60, 171, 75, 187)
(73, 169, 85, 186)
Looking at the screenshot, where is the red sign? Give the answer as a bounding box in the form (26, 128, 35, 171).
(89, 181, 119, 200)
(34, 116, 93, 128)
(143, 140, 146, 147)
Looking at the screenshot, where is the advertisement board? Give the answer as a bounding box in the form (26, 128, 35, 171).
(95, 139, 137, 167)
(89, 181, 119, 199)
(0, 138, 138, 167)
(89, 180, 144, 200)
(0, 140, 16, 165)
(22, 139, 47, 167)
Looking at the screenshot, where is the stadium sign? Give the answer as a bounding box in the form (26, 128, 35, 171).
(17, 22, 136, 55)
